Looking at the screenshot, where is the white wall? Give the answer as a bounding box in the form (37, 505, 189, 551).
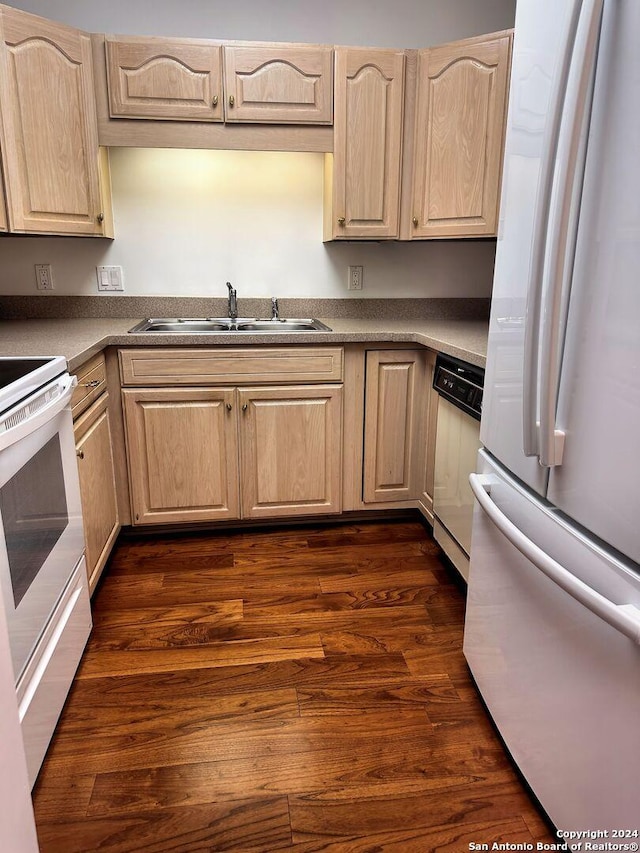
(4, 0, 515, 48)
(0, 149, 497, 298)
(0, 0, 513, 300)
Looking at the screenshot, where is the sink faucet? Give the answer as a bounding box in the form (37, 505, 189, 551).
(226, 282, 237, 319)
(271, 296, 280, 320)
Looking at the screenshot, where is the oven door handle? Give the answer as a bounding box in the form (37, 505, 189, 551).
(0, 374, 77, 452)
(470, 473, 640, 644)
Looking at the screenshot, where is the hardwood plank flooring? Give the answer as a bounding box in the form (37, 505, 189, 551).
(32, 520, 555, 852)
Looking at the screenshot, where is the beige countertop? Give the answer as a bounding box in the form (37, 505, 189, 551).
(0, 316, 488, 371)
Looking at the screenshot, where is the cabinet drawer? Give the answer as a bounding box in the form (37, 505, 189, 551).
(119, 347, 344, 385)
(72, 353, 107, 419)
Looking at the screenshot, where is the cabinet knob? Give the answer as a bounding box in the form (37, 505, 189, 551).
(80, 379, 101, 388)
(412, 216, 418, 227)
(226, 402, 232, 411)
(229, 95, 235, 107)
(97, 212, 104, 224)
(338, 217, 346, 226)
(212, 94, 219, 107)
(242, 403, 248, 412)
(76, 450, 84, 459)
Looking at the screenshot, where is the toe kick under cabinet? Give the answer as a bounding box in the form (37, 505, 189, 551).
(119, 347, 344, 525)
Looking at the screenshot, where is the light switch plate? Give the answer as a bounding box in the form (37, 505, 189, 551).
(96, 265, 124, 292)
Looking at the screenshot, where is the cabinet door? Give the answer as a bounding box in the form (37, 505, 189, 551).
(74, 394, 119, 594)
(329, 47, 405, 239)
(105, 37, 223, 122)
(0, 157, 6, 232)
(410, 32, 511, 238)
(223, 44, 333, 124)
(239, 385, 342, 518)
(363, 350, 425, 503)
(418, 350, 438, 522)
(122, 388, 239, 525)
(0, 7, 105, 235)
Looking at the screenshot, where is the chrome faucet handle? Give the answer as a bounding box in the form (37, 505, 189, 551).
(271, 296, 280, 320)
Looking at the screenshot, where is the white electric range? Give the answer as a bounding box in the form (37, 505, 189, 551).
(0, 356, 91, 787)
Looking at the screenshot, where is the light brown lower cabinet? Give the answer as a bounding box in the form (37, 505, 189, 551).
(121, 387, 240, 525)
(418, 350, 438, 523)
(363, 350, 427, 504)
(239, 385, 342, 518)
(74, 392, 120, 593)
(122, 384, 343, 525)
(0, 163, 7, 231)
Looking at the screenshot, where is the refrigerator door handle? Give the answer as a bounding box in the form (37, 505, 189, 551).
(522, 0, 585, 459)
(469, 473, 640, 644)
(537, 0, 605, 468)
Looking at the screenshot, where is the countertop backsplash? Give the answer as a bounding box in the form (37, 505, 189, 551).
(0, 295, 490, 322)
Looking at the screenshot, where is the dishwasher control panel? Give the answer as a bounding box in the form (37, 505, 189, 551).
(433, 354, 484, 420)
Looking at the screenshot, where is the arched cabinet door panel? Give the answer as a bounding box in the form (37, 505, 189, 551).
(0, 6, 105, 235)
(105, 36, 223, 122)
(410, 32, 511, 238)
(328, 46, 405, 240)
(223, 44, 333, 124)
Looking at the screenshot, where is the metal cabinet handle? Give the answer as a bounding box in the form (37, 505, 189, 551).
(212, 94, 219, 107)
(80, 379, 101, 388)
(229, 95, 235, 107)
(97, 213, 104, 224)
(412, 216, 419, 227)
(337, 217, 345, 226)
(76, 450, 84, 459)
(242, 403, 248, 412)
(226, 402, 232, 411)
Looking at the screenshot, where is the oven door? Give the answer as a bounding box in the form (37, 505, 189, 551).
(0, 374, 84, 681)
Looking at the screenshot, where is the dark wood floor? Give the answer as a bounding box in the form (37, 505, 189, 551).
(32, 520, 554, 852)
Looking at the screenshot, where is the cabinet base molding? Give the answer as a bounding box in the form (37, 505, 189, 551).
(114, 507, 421, 539)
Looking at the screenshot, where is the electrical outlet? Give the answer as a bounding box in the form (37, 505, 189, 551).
(348, 265, 364, 291)
(35, 264, 54, 291)
(96, 265, 125, 292)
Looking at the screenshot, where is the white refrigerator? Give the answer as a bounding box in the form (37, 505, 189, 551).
(464, 0, 640, 835)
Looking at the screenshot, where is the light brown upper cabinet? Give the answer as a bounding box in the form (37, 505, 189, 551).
(105, 37, 332, 125)
(325, 47, 405, 240)
(223, 44, 333, 124)
(105, 36, 223, 122)
(406, 31, 511, 239)
(0, 5, 110, 236)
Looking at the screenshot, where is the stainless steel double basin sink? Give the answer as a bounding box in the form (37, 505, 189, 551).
(129, 318, 332, 333)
